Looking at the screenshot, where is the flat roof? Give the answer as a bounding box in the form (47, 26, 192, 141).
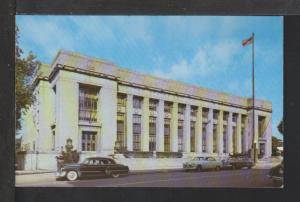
(39, 50, 272, 111)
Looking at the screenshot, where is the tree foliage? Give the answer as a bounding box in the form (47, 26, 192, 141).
(272, 136, 282, 156)
(16, 27, 41, 130)
(277, 119, 284, 135)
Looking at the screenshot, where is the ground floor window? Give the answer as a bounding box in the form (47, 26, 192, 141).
(82, 131, 97, 151)
(259, 143, 265, 158)
(116, 119, 126, 151)
(164, 118, 170, 152)
(178, 120, 183, 152)
(133, 114, 141, 151)
(149, 117, 156, 151)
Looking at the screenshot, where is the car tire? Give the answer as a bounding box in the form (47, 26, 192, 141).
(232, 165, 236, 170)
(197, 165, 202, 172)
(248, 166, 252, 169)
(215, 166, 221, 171)
(111, 173, 120, 178)
(66, 171, 78, 181)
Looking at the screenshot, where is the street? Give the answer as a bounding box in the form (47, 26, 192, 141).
(16, 168, 278, 187)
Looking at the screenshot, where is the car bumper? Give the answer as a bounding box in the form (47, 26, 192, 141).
(183, 165, 197, 170)
(56, 171, 67, 178)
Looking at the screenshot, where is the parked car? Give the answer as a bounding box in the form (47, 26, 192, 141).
(223, 156, 254, 169)
(183, 157, 223, 171)
(56, 157, 129, 181)
(268, 160, 284, 187)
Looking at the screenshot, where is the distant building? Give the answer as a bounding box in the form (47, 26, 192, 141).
(19, 50, 272, 170)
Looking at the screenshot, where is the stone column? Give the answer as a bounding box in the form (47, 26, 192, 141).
(217, 110, 223, 154)
(141, 97, 149, 151)
(265, 115, 272, 158)
(170, 102, 178, 152)
(206, 108, 213, 154)
(183, 104, 191, 152)
(243, 116, 249, 153)
(247, 110, 259, 151)
(156, 99, 164, 152)
(227, 112, 233, 154)
(236, 113, 242, 154)
(195, 106, 202, 154)
(126, 94, 133, 151)
(99, 84, 118, 154)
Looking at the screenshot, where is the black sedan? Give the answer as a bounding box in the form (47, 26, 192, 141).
(223, 156, 254, 169)
(56, 157, 129, 181)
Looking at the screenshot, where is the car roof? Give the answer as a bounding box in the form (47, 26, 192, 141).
(86, 157, 114, 160)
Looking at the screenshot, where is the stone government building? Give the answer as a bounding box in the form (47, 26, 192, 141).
(19, 50, 272, 170)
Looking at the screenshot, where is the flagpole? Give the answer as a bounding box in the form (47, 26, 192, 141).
(251, 32, 256, 163)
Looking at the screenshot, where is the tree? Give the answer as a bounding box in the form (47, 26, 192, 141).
(16, 27, 41, 130)
(272, 136, 282, 156)
(277, 119, 284, 135)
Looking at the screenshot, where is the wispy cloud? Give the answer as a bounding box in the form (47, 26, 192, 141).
(152, 40, 241, 81)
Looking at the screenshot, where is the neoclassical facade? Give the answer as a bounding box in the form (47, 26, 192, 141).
(20, 50, 272, 169)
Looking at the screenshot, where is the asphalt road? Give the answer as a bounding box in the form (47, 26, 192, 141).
(16, 168, 279, 188)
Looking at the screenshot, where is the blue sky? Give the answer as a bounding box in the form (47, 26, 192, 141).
(16, 16, 283, 139)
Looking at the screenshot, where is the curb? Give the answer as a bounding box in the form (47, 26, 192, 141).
(15, 170, 56, 175)
(130, 168, 183, 175)
(15, 168, 184, 176)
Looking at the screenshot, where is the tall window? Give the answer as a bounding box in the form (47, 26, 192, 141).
(241, 127, 245, 152)
(223, 125, 227, 153)
(190, 121, 196, 152)
(164, 102, 172, 113)
(116, 113, 126, 151)
(133, 96, 142, 109)
(79, 85, 99, 122)
(133, 114, 141, 151)
(191, 106, 197, 117)
(178, 120, 184, 152)
(149, 117, 156, 151)
(213, 124, 217, 153)
(82, 131, 97, 151)
(232, 126, 236, 153)
(202, 108, 209, 119)
(149, 99, 158, 111)
(117, 94, 126, 107)
(164, 118, 171, 152)
(178, 104, 185, 115)
(202, 123, 207, 152)
(213, 110, 219, 120)
(258, 116, 266, 138)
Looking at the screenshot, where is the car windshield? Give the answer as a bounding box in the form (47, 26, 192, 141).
(192, 157, 203, 161)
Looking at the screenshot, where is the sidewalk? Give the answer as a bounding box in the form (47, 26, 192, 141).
(253, 156, 282, 169)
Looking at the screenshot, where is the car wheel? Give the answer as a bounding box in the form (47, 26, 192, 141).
(111, 173, 120, 178)
(248, 166, 252, 169)
(197, 165, 202, 172)
(215, 166, 221, 171)
(232, 165, 236, 170)
(66, 171, 78, 181)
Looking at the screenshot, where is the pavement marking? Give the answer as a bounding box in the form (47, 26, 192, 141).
(95, 172, 250, 187)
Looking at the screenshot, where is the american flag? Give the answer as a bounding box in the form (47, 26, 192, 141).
(242, 36, 254, 46)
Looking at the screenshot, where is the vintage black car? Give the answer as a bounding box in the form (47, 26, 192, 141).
(223, 156, 254, 169)
(56, 157, 129, 181)
(268, 160, 284, 187)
